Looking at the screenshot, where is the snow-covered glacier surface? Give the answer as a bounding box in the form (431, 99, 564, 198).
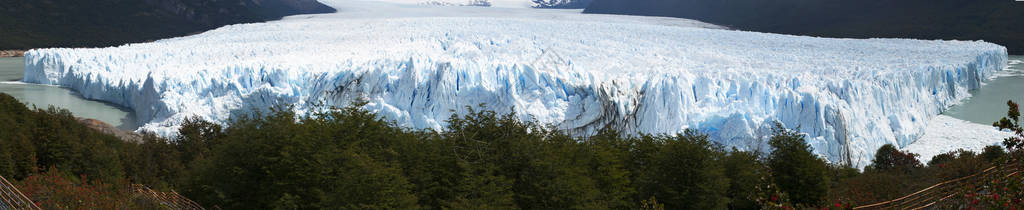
(23, 0, 1007, 167)
(905, 115, 1013, 164)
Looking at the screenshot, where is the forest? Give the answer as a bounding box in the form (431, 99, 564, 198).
(1, 92, 1023, 209)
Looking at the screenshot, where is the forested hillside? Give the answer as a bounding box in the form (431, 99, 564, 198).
(3, 92, 1023, 208)
(0, 0, 334, 50)
(584, 0, 1024, 54)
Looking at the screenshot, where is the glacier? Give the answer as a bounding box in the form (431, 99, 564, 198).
(22, 0, 1008, 167)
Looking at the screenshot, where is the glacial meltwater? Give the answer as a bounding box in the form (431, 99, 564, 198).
(0, 57, 138, 130)
(943, 55, 1024, 124)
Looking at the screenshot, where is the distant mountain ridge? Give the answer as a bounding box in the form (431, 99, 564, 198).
(583, 0, 1024, 54)
(533, 0, 592, 8)
(0, 0, 335, 50)
(386, 0, 592, 8)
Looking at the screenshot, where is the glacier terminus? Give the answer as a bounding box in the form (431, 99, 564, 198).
(22, 0, 1009, 167)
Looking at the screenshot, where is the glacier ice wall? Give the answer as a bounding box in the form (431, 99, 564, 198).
(22, 2, 1008, 167)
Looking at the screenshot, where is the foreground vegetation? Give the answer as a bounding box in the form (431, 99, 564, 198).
(2, 92, 1024, 209)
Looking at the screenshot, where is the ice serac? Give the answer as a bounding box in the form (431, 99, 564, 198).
(21, 0, 1008, 167)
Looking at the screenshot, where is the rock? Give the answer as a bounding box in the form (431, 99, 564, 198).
(77, 117, 143, 143)
(0, 50, 25, 57)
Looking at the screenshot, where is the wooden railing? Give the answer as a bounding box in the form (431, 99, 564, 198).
(854, 160, 1024, 209)
(131, 184, 205, 210)
(2, 175, 205, 210)
(0, 175, 41, 210)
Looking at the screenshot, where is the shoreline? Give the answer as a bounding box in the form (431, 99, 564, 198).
(0, 50, 26, 57)
(77, 117, 143, 143)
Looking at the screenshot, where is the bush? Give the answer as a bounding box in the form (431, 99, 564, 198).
(15, 167, 158, 209)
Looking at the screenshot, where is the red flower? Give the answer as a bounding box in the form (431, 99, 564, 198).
(995, 193, 1000, 200)
(771, 195, 778, 202)
(835, 202, 842, 208)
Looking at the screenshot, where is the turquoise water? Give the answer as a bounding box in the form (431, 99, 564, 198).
(943, 55, 1024, 124)
(0, 57, 138, 130)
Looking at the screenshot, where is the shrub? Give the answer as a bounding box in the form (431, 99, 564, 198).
(15, 167, 150, 209)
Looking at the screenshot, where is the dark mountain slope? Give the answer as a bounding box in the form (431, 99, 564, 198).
(0, 0, 335, 50)
(533, 0, 593, 9)
(584, 0, 1024, 54)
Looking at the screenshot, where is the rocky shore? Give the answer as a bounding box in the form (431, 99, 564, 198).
(77, 118, 143, 143)
(0, 50, 25, 57)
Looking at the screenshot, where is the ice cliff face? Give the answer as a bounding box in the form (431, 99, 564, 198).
(22, 0, 1008, 167)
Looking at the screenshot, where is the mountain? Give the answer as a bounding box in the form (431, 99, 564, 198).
(533, 0, 592, 8)
(373, 0, 592, 8)
(583, 0, 1024, 54)
(0, 0, 334, 50)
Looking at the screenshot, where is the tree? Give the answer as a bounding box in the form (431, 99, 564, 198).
(994, 100, 1024, 154)
(928, 153, 956, 167)
(980, 145, 1007, 163)
(637, 130, 729, 209)
(723, 149, 765, 209)
(175, 117, 224, 166)
(870, 144, 922, 173)
(185, 107, 420, 209)
(767, 123, 828, 206)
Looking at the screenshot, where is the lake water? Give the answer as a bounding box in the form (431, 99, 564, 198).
(0, 57, 138, 130)
(943, 55, 1024, 124)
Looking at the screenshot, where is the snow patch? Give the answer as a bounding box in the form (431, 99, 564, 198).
(904, 115, 1014, 164)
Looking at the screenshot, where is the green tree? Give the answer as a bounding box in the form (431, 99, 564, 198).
(584, 129, 635, 209)
(767, 123, 828, 206)
(980, 145, 1006, 163)
(994, 100, 1023, 154)
(175, 117, 224, 167)
(636, 130, 729, 209)
(870, 144, 922, 173)
(185, 107, 419, 209)
(723, 149, 765, 209)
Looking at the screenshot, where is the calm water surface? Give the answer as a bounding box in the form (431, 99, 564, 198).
(943, 55, 1024, 124)
(0, 57, 138, 130)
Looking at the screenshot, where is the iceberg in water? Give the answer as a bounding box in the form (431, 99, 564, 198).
(22, 0, 1008, 167)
